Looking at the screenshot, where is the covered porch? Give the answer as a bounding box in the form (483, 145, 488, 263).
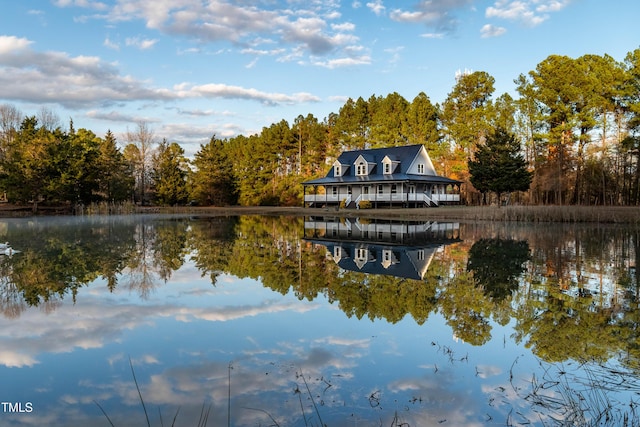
(303, 181, 461, 208)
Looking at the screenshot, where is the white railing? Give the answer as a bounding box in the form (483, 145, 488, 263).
(432, 194, 460, 202)
(407, 193, 436, 206)
(305, 192, 460, 205)
(305, 194, 341, 203)
(359, 193, 406, 203)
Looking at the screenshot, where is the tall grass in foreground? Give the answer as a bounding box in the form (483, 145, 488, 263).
(94, 357, 211, 427)
(512, 357, 640, 427)
(94, 353, 640, 427)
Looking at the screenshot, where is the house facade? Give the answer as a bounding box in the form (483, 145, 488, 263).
(303, 145, 460, 208)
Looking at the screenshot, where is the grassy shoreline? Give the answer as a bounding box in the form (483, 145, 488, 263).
(1, 203, 639, 223)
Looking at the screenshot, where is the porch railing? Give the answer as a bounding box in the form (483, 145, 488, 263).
(304, 192, 460, 205)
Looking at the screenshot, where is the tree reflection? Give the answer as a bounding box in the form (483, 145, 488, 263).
(0, 217, 138, 308)
(467, 238, 530, 301)
(5, 215, 640, 368)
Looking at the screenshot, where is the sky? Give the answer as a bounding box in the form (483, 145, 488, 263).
(0, 0, 638, 157)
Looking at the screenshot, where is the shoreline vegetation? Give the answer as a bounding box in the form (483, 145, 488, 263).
(0, 202, 638, 224)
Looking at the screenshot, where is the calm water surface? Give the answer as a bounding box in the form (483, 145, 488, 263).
(1, 214, 640, 426)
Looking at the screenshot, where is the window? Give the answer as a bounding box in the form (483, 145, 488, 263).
(334, 165, 341, 176)
(417, 250, 425, 260)
(391, 184, 397, 194)
(417, 164, 425, 174)
(357, 161, 366, 175)
(378, 185, 383, 194)
(384, 163, 391, 174)
(332, 186, 338, 196)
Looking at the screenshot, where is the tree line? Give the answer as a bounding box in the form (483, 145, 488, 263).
(0, 48, 638, 208)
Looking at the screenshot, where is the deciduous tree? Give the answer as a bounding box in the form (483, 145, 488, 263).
(126, 121, 156, 205)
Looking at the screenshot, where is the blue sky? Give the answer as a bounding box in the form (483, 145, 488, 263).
(0, 0, 638, 156)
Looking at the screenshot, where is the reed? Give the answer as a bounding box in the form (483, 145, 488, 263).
(512, 359, 640, 426)
(94, 357, 208, 427)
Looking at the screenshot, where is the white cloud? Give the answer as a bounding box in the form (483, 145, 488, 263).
(331, 22, 356, 32)
(53, 0, 108, 10)
(312, 55, 372, 69)
(86, 110, 153, 123)
(103, 36, 119, 50)
(0, 35, 32, 54)
(0, 37, 320, 109)
(366, 0, 386, 16)
(485, 0, 570, 26)
(536, 0, 571, 13)
(59, 0, 365, 65)
(178, 83, 321, 105)
(421, 32, 445, 39)
(0, 350, 38, 368)
(390, 0, 475, 33)
(125, 36, 159, 50)
(480, 23, 507, 38)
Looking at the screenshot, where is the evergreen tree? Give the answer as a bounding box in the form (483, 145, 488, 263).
(151, 139, 189, 206)
(97, 130, 135, 202)
(0, 116, 52, 208)
(468, 127, 532, 204)
(191, 135, 237, 206)
(47, 127, 101, 204)
(404, 92, 441, 150)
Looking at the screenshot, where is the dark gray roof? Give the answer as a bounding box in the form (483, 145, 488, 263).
(303, 144, 460, 186)
(306, 239, 440, 280)
(338, 144, 422, 175)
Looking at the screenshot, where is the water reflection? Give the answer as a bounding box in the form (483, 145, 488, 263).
(1, 215, 640, 425)
(304, 217, 461, 280)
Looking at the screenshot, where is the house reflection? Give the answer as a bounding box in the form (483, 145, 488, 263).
(304, 217, 460, 280)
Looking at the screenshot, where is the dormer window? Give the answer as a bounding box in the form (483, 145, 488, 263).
(356, 161, 367, 176)
(335, 164, 341, 176)
(417, 164, 425, 174)
(382, 155, 398, 175)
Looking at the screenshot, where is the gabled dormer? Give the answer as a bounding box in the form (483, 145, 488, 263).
(354, 155, 375, 176)
(381, 249, 399, 269)
(382, 155, 400, 175)
(333, 245, 349, 263)
(354, 246, 374, 269)
(332, 159, 349, 177)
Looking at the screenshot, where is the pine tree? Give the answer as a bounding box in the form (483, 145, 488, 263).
(191, 135, 237, 206)
(151, 140, 189, 206)
(468, 127, 532, 205)
(97, 130, 135, 202)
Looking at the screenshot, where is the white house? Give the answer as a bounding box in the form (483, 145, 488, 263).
(303, 145, 461, 208)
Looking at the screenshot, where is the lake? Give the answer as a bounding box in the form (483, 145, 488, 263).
(1, 214, 640, 426)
